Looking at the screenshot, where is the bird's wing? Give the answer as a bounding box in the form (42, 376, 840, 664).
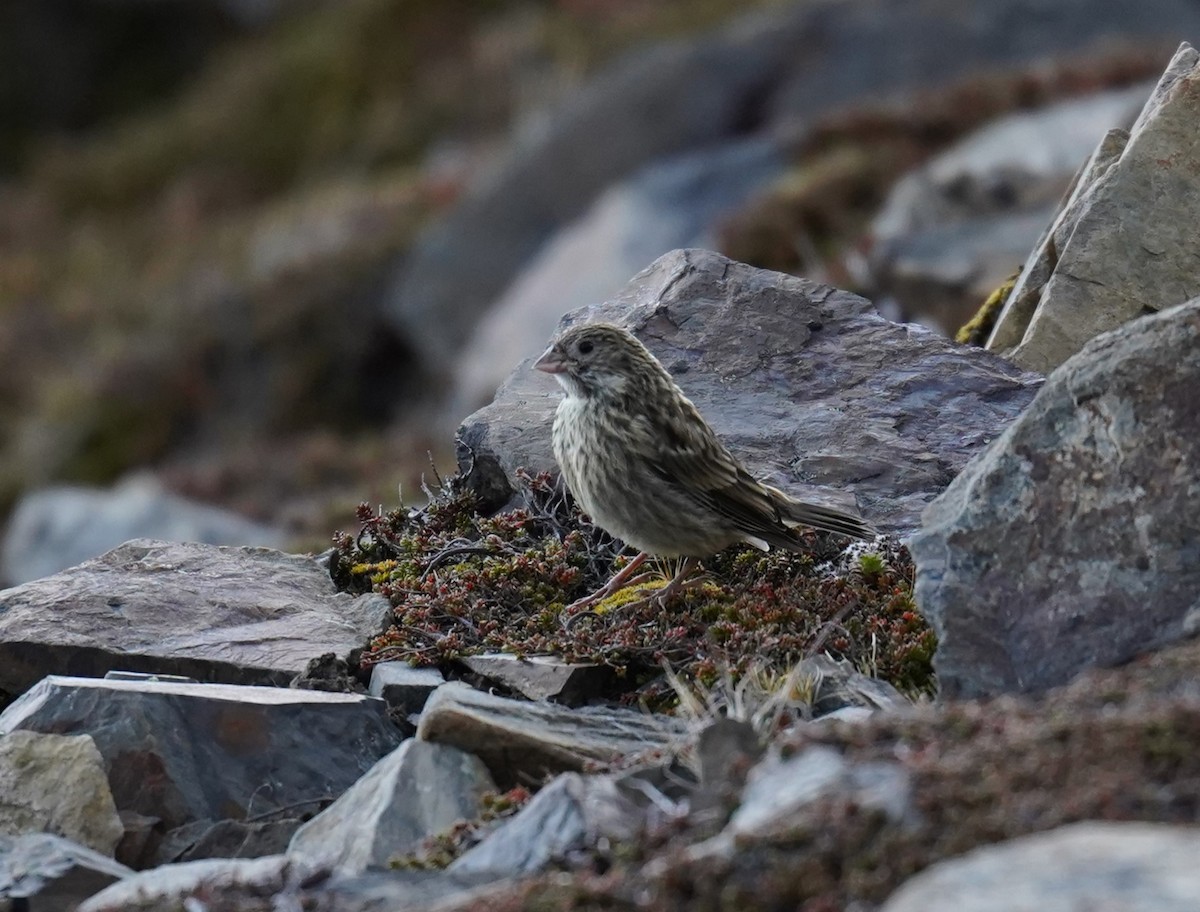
(637, 398, 801, 548)
(640, 397, 875, 543)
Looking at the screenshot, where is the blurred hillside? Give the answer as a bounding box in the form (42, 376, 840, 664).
(0, 0, 1190, 554)
(0, 0, 781, 544)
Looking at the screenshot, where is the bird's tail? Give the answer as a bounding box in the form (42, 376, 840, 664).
(778, 496, 877, 541)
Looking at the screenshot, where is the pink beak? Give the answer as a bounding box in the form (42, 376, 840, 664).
(534, 345, 567, 374)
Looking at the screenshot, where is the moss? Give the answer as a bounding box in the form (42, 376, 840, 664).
(956, 271, 1018, 347)
(331, 470, 935, 706)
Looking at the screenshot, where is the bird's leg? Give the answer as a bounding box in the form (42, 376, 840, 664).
(565, 551, 649, 611)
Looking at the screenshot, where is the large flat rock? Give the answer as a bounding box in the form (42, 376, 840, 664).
(457, 249, 1041, 534)
(0, 538, 391, 696)
(0, 676, 405, 834)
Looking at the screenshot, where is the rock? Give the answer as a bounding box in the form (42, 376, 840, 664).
(0, 833, 133, 911)
(384, 8, 816, 374)
(726, 745, 910, 840)
(459, 654, 615, 706)
(457, 249, 1042, 532)
(289, 739, 495, 875)
(450, 139, 786, 414)
(683, 744, 911, 865)
(416, 682, 688, 788)
(0, 675, 405, 835)
(388, 0, 1200, 382)
(0, 538, 392, 696)
(368, 663, 445, 715)
(987, 44, 1200, 371)
(0, 473, 287, 586)
(881, 822, 1200, 912)
(450, 772, 646, 877)
(869, 84, 1150, 334)
(77, 854, 308, 912)
(913, 297, 1200, 698)
(793, 654, 912, 717)
(0, 731, 123, 856)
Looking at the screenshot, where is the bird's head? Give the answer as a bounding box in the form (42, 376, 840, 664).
(534, 322, 666, 400)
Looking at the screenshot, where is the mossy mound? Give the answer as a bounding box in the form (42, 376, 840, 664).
(331, 470, 935, 706)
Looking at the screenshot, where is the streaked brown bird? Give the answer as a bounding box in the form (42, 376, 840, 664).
(534, 322, 875, 609)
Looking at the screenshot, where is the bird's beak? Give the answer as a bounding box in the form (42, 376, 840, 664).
(534, 345, 567, 374)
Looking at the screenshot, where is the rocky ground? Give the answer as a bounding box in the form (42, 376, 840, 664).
(3, 4, 1200, 911)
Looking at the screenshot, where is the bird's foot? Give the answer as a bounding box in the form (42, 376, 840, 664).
(563, 551, 650, 613)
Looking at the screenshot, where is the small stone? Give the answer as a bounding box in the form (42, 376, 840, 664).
(460, 653, 615, 705)
(367, 663, 446, 714)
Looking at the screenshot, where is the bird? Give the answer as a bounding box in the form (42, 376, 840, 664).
(533, 321, 876, 610)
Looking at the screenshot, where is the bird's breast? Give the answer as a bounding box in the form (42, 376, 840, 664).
(551, 396, 737, 557)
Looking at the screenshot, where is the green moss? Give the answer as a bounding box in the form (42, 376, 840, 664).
(956, 271, 1018, 347)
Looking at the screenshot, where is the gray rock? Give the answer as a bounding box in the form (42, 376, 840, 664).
(881, 822, 1200, 912)
(0, 833, 133, 910)
(416, 682, 687, 788)
(0, 732, 123, 856)
(913, 297, 1200, 698)
(451, 772, 645, 877)
(451, 139, 786, 414)
(77, 854, 308, 912)
(871, 209, 1057, 336)
(729, 746, 910, 839)
(289, 739, 495, 874)
(0, 538, 392, 696)
(367, 663, 445, 715)
(684, 744, 911, 864)
(870, 85, 1151, 334)
(388, 0, 1200, 381)
(794, 654, 912, 717)
(460, 654, 615, 706)
(0, 473, 286, 586)
(457, 249, 1041, 533)
(0, 676, 405, 835)
(988, 44, 1200, 371)
(872, 85, 1151, 243)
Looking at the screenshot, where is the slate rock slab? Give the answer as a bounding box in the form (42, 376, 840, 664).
(882, 822, 1200, 912)
(913, 297, 1200, 697)
(0, 538, 392, 696)
(458, 249, 1042, 533)
(288, 739, 495, 875)
(459, 654, 616, 706)
(0, 676, 405, 834)
(417, 682, 687, 788)
(988, 44, 1200, 372)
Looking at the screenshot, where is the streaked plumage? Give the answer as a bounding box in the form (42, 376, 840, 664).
(534, 323, 874, 602)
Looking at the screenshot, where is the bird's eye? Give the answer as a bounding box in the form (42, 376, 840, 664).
(577, 340, 594, 355)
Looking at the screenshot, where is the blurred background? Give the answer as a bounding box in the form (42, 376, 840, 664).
(0, 0, 1193, 582)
